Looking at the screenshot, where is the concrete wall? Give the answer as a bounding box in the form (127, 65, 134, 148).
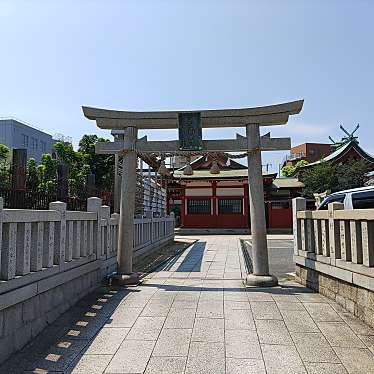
(0, 197, 175, 364)
(288, 143, 331, 164)
(0, 262, 102, 363)
(293, 197, 374, 328)
(0, 119, 54, 163)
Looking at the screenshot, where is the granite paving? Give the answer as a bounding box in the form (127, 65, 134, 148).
(2, 235, 374, 373)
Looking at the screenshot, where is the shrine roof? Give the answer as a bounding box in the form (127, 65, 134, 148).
(82, 100, 303, 129)
(173, 169, 276, 180)
(297, 140, 374, 169)
(188, 155, 247, 170)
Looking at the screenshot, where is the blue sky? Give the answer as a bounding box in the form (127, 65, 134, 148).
(1, 0, 373, 173)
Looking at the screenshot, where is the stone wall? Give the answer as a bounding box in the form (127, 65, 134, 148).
(296, 264, 374, 328)
(0, 261, 102, 363)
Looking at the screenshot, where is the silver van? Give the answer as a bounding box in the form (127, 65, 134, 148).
(318, 186, 374, 210)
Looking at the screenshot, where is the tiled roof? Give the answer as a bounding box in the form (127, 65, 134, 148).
(298, 140, 374, 169)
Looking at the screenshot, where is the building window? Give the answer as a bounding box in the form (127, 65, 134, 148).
(21, 134, 29, 148)
(187, 199, 211, 214)
(40, 141, 46, 152)
(31, 137, 38, 150)
(218, 198, 243, 214)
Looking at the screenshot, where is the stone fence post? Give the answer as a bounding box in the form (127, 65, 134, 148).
(328, 202, 344, 266)
(362, 220, 374, 267)
(87, 197, 103, 259)
(292, 197, 306, 256)
(100, 206, 111, 259)
(49, 201, 67, 266)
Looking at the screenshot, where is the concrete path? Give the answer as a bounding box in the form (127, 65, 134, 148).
(2, 235, 374, 373)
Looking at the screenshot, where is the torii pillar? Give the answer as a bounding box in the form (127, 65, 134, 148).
(115, 127, 139, 284)
(246, 124, 277, 286)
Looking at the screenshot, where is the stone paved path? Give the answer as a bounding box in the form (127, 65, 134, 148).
(2, 235, 374, 373)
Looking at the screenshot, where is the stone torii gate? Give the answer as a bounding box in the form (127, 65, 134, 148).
(83, 100, 303, 286)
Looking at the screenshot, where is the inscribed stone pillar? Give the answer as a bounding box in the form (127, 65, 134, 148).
(115, 127, 139, 284)
(57, 163, 69, 201)
(86, 173, 96, 197)
(246, 124, 277, 287)
(12, 149, 27, 190)
(11, 149, 27, 208)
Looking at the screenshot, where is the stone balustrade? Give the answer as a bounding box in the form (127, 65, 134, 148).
(0, 196, 175, 363)
(293, 197, 374, 327)
(134, 216, 175, 255)
(0, 197, 174, 285)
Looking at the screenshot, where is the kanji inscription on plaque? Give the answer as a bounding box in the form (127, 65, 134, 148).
(178, 112, 203, 150)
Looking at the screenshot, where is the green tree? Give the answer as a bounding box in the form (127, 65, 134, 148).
(295, 160, 309, 168)
(0, 144, 10, 189)
(36, 154, 59, 193)
(336, 160, 369, 191)
(0, 144, 10, 160)
(299, 160, 369, 197)
(26, 158, 39, 191)
(299, 162, 338, 197)
(54, 141, 77, 166)
(281, 164, 296, 177)
(54, 141, 83, 196)
(281, 160, 309, 177)
(77, 135, 114, 192)
(53, 136, 114, 197)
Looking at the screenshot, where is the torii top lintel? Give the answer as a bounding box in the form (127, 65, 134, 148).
(82, 99, 303, 130)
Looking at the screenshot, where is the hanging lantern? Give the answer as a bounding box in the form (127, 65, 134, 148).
(158, 159, 168, 176)
(210, 160, 220, 174)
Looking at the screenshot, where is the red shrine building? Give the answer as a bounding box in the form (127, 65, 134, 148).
(166, 127, 374, 232)
(168, 155, 303, 232)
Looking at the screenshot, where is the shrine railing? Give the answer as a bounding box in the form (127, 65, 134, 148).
(293, 197, 374, 292)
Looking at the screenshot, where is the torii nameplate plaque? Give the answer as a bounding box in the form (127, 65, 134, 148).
(178, 112, 203, 151)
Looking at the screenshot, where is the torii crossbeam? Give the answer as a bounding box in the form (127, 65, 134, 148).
(95, 133, 291, 154)
(83, 99, 304, 286)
